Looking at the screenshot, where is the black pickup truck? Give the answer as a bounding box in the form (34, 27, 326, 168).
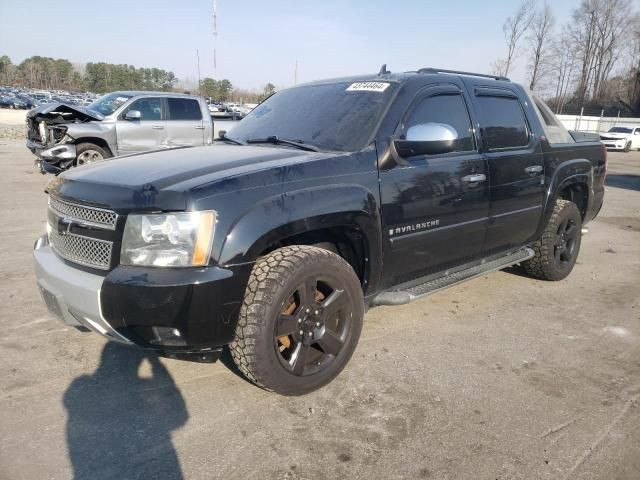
(34, 67, 606, 395)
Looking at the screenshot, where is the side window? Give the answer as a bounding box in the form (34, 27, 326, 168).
(404, 93, 475, 152)
(167, 98, 202, 121)
(476, 96, 529, 149)
(125, 98, 162, 121)
(531, 95, 575, 144)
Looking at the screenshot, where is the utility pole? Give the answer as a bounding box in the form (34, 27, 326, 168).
(213, 0, 218, 72)
(294, 60, 298, 85)
(196, 49, 201, 95)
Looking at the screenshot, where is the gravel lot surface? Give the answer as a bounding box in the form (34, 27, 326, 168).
(0, 140, 638, 480)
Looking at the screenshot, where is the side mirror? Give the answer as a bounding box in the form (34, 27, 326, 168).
(125, 110, 141, 120)
(218, 130, 227, 138)
(394, 123, 458, 158)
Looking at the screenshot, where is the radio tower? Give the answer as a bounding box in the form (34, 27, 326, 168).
(212, 0, 218, 72)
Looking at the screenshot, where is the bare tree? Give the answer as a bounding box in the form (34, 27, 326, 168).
(550, 32, 578, 113)
(527, 2, 556, 91)
(492, 1, 537, 77)
(571, 0, 634, 104)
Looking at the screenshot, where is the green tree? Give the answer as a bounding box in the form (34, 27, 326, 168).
(200, 77, 218, 99)
(217, 79, 233, 101)
(261, 82, 276, 101)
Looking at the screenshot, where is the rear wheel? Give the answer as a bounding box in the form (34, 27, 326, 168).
(75, 143, 111, 166)
(230, 245, 364, 395)
(523, 199, 582, 281)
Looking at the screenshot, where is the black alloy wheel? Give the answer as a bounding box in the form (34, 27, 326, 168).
(274, 277, 352, 377)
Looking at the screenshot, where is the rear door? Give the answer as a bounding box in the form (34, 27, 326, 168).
(379, 84, 490, 285)
(116, 97, 166, 154)
(472, 87, 545, 254)
(165, 97, 205, 146)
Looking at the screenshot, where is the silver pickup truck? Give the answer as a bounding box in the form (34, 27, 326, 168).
(26, 91, 214, 174)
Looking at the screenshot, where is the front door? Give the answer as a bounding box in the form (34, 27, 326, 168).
(116, 97, 166, 155)
(471, 88, 545, 253)
(379, 85, 490, 286)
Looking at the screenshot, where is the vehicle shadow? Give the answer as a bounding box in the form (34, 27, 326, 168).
(605, 174, 640, 192)
(63, 342, 188, 480)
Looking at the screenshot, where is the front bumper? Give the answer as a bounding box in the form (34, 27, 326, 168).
(600, 140, 627, 150)
(27, 140, 76, 174)
(34, 234, 251, 352)
(34, 236, 130, 343)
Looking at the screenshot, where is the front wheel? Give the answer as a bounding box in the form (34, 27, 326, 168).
(522, 199, 582, 281)
(75, 142, 111, 166)
(230, 246, 364, 395)
(624, 141, 631, 152)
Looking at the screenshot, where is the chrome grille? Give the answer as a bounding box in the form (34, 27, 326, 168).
(48, 229, 113, 270)
(49, 196, 117, 229)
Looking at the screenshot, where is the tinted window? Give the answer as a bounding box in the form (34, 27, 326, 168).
(476, 96, 529, 149)
(405, 93, 474, 152)
(168, 98, 202, 120)
(531, 95, 574, 144)
(126, 98, 162, 120)
(227, 82, 398, 152)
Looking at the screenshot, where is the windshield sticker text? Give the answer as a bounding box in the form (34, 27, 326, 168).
(346, 82, 390, 93)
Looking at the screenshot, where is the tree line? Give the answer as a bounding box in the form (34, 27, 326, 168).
(0, 54, 276, 102)
(492, 0, 640, 115)
(0, 55, 178, 92)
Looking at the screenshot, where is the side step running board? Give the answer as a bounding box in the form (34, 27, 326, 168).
(371, 247, 535, 306)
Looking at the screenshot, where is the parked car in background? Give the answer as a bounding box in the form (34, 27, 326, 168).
(0, 95, 28, 109)
(599, 126, 640, 152)
(209, 103, 241, 120)
(15, 94, 40, 109)
(26, 91, 215, 174)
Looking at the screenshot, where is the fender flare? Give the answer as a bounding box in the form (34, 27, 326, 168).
(538, 158, 593, 232)
(218, 183, 382, 286)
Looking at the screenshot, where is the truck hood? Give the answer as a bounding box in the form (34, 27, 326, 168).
(27, 102, 104, 123)
(46, 144, 330, 212)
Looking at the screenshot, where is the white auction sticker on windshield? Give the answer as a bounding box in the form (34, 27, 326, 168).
(346, 82, 390, 92)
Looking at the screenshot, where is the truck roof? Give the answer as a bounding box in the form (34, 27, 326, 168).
(110, 91, 201, 98)
(296, 67, 513, 90)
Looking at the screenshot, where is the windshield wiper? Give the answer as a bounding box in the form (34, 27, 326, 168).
(214, 136, 245, 146)
(245, 136, 320, 152)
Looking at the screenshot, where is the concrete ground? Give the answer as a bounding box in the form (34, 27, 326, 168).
(0, 141, 638, 480)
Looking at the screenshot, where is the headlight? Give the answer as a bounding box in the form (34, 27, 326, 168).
(121, 211, 216, 267)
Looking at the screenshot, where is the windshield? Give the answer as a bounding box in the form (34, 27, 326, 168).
(88, 92, 133, 116)
(609, 127, 632, 133)
(227, 81, 398, 152)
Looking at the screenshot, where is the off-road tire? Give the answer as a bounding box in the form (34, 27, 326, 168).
(522, 199, 582, 281)
(230, 245, 364, 395)
(75, 143, 111, 166)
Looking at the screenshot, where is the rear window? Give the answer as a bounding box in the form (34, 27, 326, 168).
(167, 98, 202, 121)
(530, 95, 575, 144)
(476, 96, 529, 149)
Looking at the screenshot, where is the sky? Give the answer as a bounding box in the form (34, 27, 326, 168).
(0, 0, 580, 91)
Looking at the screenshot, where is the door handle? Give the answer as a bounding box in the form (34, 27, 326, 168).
(462, 174, 486, 184)
(195, 126, 205, 130)
(152, 125, 164, 130)
(525, 165, 543, 175)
